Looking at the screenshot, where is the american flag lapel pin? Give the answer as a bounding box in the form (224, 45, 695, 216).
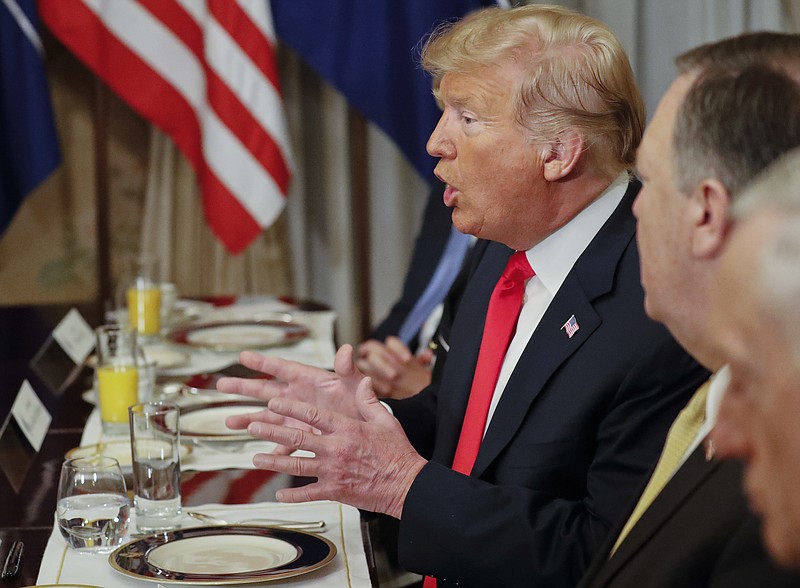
(561, 314, 579, 338)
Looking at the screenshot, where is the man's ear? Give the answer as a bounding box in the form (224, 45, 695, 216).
(542, 129, 584, 181)
(690, 178, 732, 258)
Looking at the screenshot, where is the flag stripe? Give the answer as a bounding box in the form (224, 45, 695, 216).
(234, 0, 276, 45)
(130, 0, 292, 195)
(209, 0, 280, 90)
(40, 0, 204, 167)
(137, 0, 203, 59)
(40, 0, 292, 253)
(204, 17, 293, 175)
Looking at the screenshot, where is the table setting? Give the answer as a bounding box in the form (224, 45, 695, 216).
(37, 500, 370, 586)
(73, 289, 328, 473)
(16, 280, 374, 586)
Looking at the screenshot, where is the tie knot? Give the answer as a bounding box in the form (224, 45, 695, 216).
(503, 251, 535, 284)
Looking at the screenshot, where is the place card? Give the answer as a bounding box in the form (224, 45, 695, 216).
(11, 380, 52, 452)
(29, 308, 94, 395)
(53, 308, 95, 365)
(0, 381, 51, 492)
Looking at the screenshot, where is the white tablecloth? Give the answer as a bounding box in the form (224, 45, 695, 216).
(37, 501, 372, 587)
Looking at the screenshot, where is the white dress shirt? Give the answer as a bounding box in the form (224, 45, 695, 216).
(484, 173, 629, 433)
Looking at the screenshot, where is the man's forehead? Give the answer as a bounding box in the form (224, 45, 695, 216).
(436, 68, 514, 106)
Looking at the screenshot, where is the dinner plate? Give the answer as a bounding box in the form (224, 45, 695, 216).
(141, 345, 191, 369)
(65, 440, 192, 468)
(179, 401, 267, 442)
(109, 525, 336, 584)
(166, 319, 309, 351)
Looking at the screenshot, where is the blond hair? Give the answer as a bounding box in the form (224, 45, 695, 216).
(421, 4, 644, 179)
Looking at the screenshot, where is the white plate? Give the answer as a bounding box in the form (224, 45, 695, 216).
(147, 534, 298, 574)
(179, 402, 267, 441)
(141, 345, 190, 369)
(167, 320, 308, 352)
(110, 525, 336, 584)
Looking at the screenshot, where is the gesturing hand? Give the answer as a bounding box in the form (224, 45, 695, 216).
(246, 377, 428, 519)
(220, 344, 366, 436)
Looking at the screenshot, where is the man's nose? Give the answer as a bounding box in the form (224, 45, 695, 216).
(427, 115, 454, 159)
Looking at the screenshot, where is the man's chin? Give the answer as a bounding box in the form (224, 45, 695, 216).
(451, 215, 477, 238)
(641, 294, 661, 322)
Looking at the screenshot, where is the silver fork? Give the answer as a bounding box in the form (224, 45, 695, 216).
(185, 510, 326, 531)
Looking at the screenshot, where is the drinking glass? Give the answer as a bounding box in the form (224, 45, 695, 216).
(127, 256, 162, 339)
(56, 456, 130, 553)
(129, 401, 182, 532)
(96, 324, 139, 435)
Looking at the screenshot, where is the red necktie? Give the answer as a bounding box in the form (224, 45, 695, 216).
(424, 251, 533, 588)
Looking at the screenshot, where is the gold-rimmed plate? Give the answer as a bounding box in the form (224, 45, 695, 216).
(166, 319, 309, 352)
(109, 525, 336, 584)
(179, 401, 267, 442)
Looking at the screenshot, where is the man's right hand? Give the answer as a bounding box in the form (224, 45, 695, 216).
(219, 344, 366, 435)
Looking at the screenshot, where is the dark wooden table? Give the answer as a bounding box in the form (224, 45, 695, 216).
(0, 303, 378, 587)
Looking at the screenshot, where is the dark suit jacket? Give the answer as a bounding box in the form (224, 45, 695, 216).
(578, 444, 800, 587)
(371, 178, 454, 349)
(387, 182, 710, 587)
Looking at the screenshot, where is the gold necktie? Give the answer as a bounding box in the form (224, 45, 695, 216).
(610, 380, 711, 556)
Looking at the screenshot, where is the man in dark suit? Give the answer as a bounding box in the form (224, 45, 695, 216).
(577, 33, 800, 588)
(357, 177, 472, 399)
(218, 6, 706, 586)
(368, 177, 455, 347)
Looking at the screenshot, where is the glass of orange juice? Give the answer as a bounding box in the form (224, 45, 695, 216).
(96, 324, 139, 435)
(127, 256, 161, 339)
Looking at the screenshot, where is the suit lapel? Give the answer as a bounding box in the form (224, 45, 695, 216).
(472, 182, 639, 476)
(597, 446, 723, 582)
(473, 280, 601, 474)
(432, 241, 512, 463)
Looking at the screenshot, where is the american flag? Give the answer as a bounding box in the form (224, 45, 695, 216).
(561, 314, 580, 338)
(39, 0, 293, 254)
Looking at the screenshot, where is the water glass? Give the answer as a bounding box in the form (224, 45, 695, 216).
(56, 456, 130, 553)
(96, 324, 139, 435)
(127, 256, 162, 339)
(129, 401, 182, 532)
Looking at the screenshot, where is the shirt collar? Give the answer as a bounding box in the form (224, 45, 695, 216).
(524, 172, 629, 295)
(705, 364, 730, 428)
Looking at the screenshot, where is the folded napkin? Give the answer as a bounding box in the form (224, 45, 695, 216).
(37, 501, 372, 587)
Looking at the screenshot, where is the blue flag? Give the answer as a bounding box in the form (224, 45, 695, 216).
(0, 0, 60, 234)
(271, 0, 499, 181)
